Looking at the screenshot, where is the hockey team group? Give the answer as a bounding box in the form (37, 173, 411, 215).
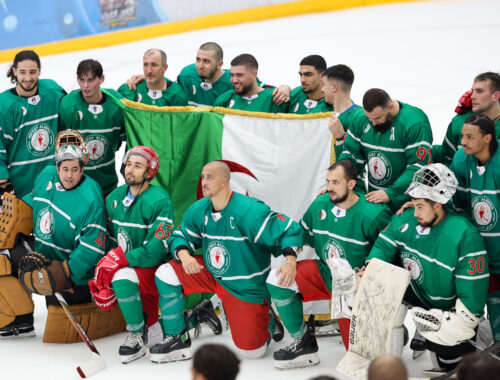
(0, 41, 499, 378)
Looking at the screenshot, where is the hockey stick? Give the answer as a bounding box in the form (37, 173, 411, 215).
(55, 292, 106, 378)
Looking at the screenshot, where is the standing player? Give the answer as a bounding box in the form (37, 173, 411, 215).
(213, 54, 289, 113)
(288, 55, 332, 114)
(366, 164, 489, 374)
(89, 146, 174, 363)
(321, 64, 367, 160)
(0, 50, 66, 198)
(118, 49, 188, 107)
(433, 72, 500, 166)
(177, 42, 232, 107)
(338, 88, 433, 212)
(150, 161, 302, 362)
(0, 144, 107, 337)
(266, 160, 392, 369)
(450, 112, 500, 342)
(59, 59, 125, 195)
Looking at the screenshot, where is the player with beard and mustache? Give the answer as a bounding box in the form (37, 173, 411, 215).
(213, 54, 290, 113)
(366, 164, 488, 376)
(266, 160, 392, 369)
(288, 55, 333, 114)
(338, 88, 433, 212)
(0, 50, 66, 198)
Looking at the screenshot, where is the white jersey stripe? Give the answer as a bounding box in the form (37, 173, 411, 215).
(35, 236, 72, 253)
(84, 158, 115, 170)
(458, 250, 487, 262)
(455, 273, 490, 280)
(202, 233, 248, 241)
(221, 265, 271, 281)
(9, 155, 55, 167)
(395, 240, 454, 272)
(80, 240, 105, 255)
(33, 196, 75, 229)
(405, 141, 432, 150)
(379, 233, 397, 247)
(311, 229, 369, 246)
(15, 114, 58, 132)
(254, 212, 272, 244)
(77, 126, 122, 134)
(111, 220, 149, 229)
(444, 136, 457, 152)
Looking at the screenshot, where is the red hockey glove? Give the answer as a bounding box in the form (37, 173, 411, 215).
(93, 246, 129, 288)
(88, 280, 117, 310)
(455, 90, 472, 114)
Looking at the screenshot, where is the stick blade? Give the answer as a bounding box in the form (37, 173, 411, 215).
(77, 352, 106, 378)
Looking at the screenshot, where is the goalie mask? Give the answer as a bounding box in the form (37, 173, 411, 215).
(55, 129, 89, 162)
(123, 146, 160, 180)
(405, 164, 458, 204)
(55, 144, 84, 165)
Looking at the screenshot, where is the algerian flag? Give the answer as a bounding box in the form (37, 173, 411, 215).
(122, 101, 333, 227)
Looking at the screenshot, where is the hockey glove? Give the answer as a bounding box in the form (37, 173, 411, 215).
(18, 251, 72, 295)
(93, 246, 129, 288)
(455, 90, 472, 114)
(88, 280, 117, 310)
(411, 298, 480, 346)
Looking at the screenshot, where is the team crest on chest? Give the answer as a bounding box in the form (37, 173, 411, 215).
(86, 134, 109, 163)
(27, 124, 54, 156)
(402, 254, 423, 283)
(36, 206, 55, 238)
(322, 239, 345, 260)
(117, 228, 131, 252)
(472, 196, 497, 231)
(206, 241, 231, 276)
(367, 151, 392, 186)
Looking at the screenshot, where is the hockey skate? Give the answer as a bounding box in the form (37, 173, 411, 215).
(119, 325, 148, 364)
(273, 318, 319, 370)
(313, 318, 341, 337)
(270, 307, 284, 342)
(150, 329, 192, 363)
(0, 314, 35, 338)
(186, 299, 222, 336)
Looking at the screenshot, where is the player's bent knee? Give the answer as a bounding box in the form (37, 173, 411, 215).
(266, 270, 298, 291)
(155, 263, 181, 286)
(236, 344, 267, 359)
(112, 267, 139, 284)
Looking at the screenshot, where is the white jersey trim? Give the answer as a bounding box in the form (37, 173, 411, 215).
(35, 236, 72, 253)
(15, 114, 59, 133)
(221, 264, 271, 281)
(80, 240, 105, 255)
(157, 216, 174, 224)
(311, 229, 369, 246)
(202, 233, 248, 241)
(379, 233, 397, 247)
(9, 155, 55, 167)
(455, 273, 490, 280)
(405, 141, 432, 150)
(111, 220, 149, 229)
(84, 158, 115, 170)
(254, 212, 273, 243)
(444, 136, 456, 152)
(77, 126, 122, 134)
(395, 240, 455, 272)
(458, 250, 487, 262)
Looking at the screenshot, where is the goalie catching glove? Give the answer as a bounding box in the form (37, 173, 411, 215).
(18, 251, 72, 296)
(411, 298, 481, 346)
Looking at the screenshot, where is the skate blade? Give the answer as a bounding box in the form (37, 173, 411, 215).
(421, 368, 456, 378)
(150, 348, 193, 364)
(120, 349, 146, 364)
(274, 353, 320, 370)
(0, 330, 36, 339)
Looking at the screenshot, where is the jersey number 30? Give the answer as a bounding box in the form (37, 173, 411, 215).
(467, 257, 485, 275)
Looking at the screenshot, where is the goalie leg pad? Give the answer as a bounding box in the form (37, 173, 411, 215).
(0, 193, 33, 249)
(0, 276, 34, 327)
(0, 253, 12, 275)
(392, 304, 408, 357)
(43, 301, 126, 343)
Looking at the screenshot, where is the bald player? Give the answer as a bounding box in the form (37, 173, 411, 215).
(151, 160, 303, 362)
(368, 355, 408, 380)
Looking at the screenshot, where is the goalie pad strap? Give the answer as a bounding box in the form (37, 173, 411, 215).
(0, 276, 34, 327)
(0, 193, 33, 249)
(0, 253, 12, 275)
(43, 302, 126, 343)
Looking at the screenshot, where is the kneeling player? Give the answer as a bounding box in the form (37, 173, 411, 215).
(0, 144, 107, 338)
(365, 164, 489, 375)
(266, 160, 392, 369)
(152, 161, 302, 363)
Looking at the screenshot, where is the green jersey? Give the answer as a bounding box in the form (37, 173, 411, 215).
(301, 194, 392, 272)
(0, 79, 66, 197)
(367, 209, 489, 315)
(450, 146, 500, 273)
(433, 112, 500, 166)
(117, 79, 188, 107)
(106, 184, 174, 268)
(288, 86, 332, 114)
(334, 104, 366, 162)
(168, 192, 303, 304)
(177, 64, 232, 107)
(213, 88, 288, 113)
(339, 102, 433, 211)
(23, 166, 107, 286)
(59, 89, 125, 194)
